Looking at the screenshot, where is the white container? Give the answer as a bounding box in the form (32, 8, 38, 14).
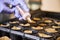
(30, 4, 40, 10)
(41, 0, 60, 12)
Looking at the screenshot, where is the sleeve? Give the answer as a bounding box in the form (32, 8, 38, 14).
(3, 0, 29, 12)
(0, 2, 4, 13)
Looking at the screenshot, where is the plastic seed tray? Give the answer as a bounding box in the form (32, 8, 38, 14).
(0, 17, 60, 40)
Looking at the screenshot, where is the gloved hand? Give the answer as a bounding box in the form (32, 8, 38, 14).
(15, 5, 31, 20)
(19, 12, 31, 20)
(22, 12, 31, 20)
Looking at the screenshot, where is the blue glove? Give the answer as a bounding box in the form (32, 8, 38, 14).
(14, 8, 23, 20)
(14, 8, 31, 20)
(0, 0, 30, 21)
(0, 2, 15, 13)
(21, 12, 31, 20)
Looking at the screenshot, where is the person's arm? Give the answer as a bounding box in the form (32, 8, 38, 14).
(16, 5, 34, 23)
(0, 2, 4, 13)
(15, 0, 31, 20)
(19, 0, 29, 12)
(4, 0, 31, 20)
(16, 5, 31, 20)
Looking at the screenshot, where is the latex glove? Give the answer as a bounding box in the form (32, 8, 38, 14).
(15, 9, 31, 20)
(18, 12, 31, 20)
(19, 17, 23, 20)
(16, 6, 30, 20)
(22, 12, 31, 20)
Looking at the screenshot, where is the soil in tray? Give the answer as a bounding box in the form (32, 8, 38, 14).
(19, 23, 30, 27)
(51, 25, 60, 33)
(38, 22, 48, 27)
(32, 17, 43, 23)
(22, 26, 38, 35)
(43, 28, 60, 39)
(0, 36, 11, 40)
(37, 32, 53, 39)
(23, 29, 45, 36)
(56, 36, 60, 40)
(0, 31, 12, 40)
(41, 17, 55, 24)
(10, 26, 23, 32)
(55, 28, 60, 33)
(0, 23, 10, 29)
(31, 26, 44, 31)
(32, 17, 42, 21)
(54, 20, 60, 25)
(9, 22, 19, 26)
(36, 32, 54, 40)
(31, 27, 59, 39)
